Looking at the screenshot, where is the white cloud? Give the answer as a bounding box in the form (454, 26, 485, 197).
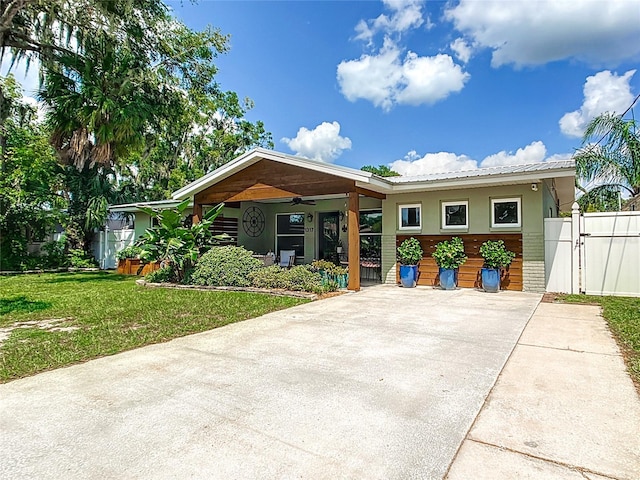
(341, 1, 467, 110)
(390, 150, 477, 175)
(559, 70, 636, 138)
(445, 0, 640, 67)
(390, 141, 566, 175)
(337, 39, 469, 111)
(546, 153, 574, 163)
(1, 56, 42, 98)
(281, 121, 352, 163)
(480, 141, 547, 168)
(354, 0, 426, 44)
(1, 57, 47, 121)
(450, 38, 472, 64)
(396, 52, 469, 106)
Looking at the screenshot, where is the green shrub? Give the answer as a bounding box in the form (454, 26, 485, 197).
(310, 259, 347, 288)
(190, 246, 262, 287)
(116, 245, 142, 260)
(68, 249, 97, 268)
(41, 238, 68, 268)
(311, 259, 335, 272)
(397, 237, 423, 265)
(480, 240, 516, 269)
(0, 238, 68, 271)
(249, 265, 288, 289)
(282, 265, 327, 292)
(145, 265, 176, 283)
(310, 259, 347, 276)
(432, 237, 467, 269)
(137, 199, 224, 282)
(19, 254, 42, 271)
(249, 265, 330, 293)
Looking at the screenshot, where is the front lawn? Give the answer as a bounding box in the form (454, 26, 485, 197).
(0, 272, 308, 382)
(561, 294, 640, 390)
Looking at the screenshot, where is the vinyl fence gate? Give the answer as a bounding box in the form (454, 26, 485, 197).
(545, 203, 640, 296)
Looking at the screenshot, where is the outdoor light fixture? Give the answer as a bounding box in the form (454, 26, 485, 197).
(531, 183, 538, 192)
(339, 211, 345, 221)
(306, 213, 313, 223)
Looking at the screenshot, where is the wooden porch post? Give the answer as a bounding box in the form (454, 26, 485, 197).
(347, 191, 360, 291)
(192, 201, 203, 224)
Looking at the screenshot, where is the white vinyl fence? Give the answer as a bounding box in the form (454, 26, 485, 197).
(545, 203, 640, 296)
(93, 228, 136, 269)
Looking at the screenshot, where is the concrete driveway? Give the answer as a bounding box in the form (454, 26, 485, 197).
(0, 285, 541, 479)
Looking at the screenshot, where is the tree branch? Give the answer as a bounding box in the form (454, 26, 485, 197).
(4, 31, 79, 59)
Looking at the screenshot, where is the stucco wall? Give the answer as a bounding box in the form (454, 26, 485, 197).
(381, 184, 546, 292)
(133, 212, 152, 240)
(542, 179, 559, 218)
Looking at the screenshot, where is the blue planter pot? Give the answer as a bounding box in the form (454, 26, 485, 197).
(335, 273, 348, 289)
(439, 268, 457, 290)
(399, 265, 419, 288)
(481, 268, 501, 293)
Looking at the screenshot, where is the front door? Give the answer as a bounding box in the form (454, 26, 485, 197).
(318, 211, 339, 262)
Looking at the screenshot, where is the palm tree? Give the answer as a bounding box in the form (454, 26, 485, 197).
(574, 113, 640, 211)
(39, 33, 155, 170)
(39, 31, 165, 251)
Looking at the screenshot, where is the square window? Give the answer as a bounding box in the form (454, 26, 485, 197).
(398, 204, 421, 230)
(276, 213, 305, 235)
(492, 198, 521, 228)
(276, 213, 305, 258)
(442, 201, 468, 229)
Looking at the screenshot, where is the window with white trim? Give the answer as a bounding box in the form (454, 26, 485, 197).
(360, 209, 382, 258)
(491, 198, 521, 228)
(441, 201, 468, 229)
(398, 204, 421, 230)
(276, 213, 305, 258)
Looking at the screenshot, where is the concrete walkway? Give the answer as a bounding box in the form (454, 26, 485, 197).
(447, 302, 640, 479)
(0, 285, 540, 480)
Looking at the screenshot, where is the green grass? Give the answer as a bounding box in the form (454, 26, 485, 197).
(0, 272, 309, 382)
(561, 294, 640, 387)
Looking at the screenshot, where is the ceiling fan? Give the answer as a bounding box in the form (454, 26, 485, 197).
(289, 197, 315, 206)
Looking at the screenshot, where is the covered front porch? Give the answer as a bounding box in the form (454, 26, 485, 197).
(173, 149, 388, 291)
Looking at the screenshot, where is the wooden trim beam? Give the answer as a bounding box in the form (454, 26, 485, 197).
(347, 191, 360, 291)
(192, 202, 203, 224)
(355, 187, 386, 200)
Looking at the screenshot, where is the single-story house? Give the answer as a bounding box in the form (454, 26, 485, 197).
(108, 148, 575, 291)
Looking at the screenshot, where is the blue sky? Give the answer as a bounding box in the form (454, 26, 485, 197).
(5, 0, 640, 175)
(166, 0, 640, 174)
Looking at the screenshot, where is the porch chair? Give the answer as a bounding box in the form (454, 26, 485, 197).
(278, 250, 296, 268)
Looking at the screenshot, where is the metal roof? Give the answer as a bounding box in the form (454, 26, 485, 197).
(386, 160, 576, 184)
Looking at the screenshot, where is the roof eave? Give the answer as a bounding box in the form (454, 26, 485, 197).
(109, 199, 193, 213)
(171, 148, 391, 200)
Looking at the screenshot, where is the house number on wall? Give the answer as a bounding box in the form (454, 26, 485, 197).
(305, 227, 314, 233)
